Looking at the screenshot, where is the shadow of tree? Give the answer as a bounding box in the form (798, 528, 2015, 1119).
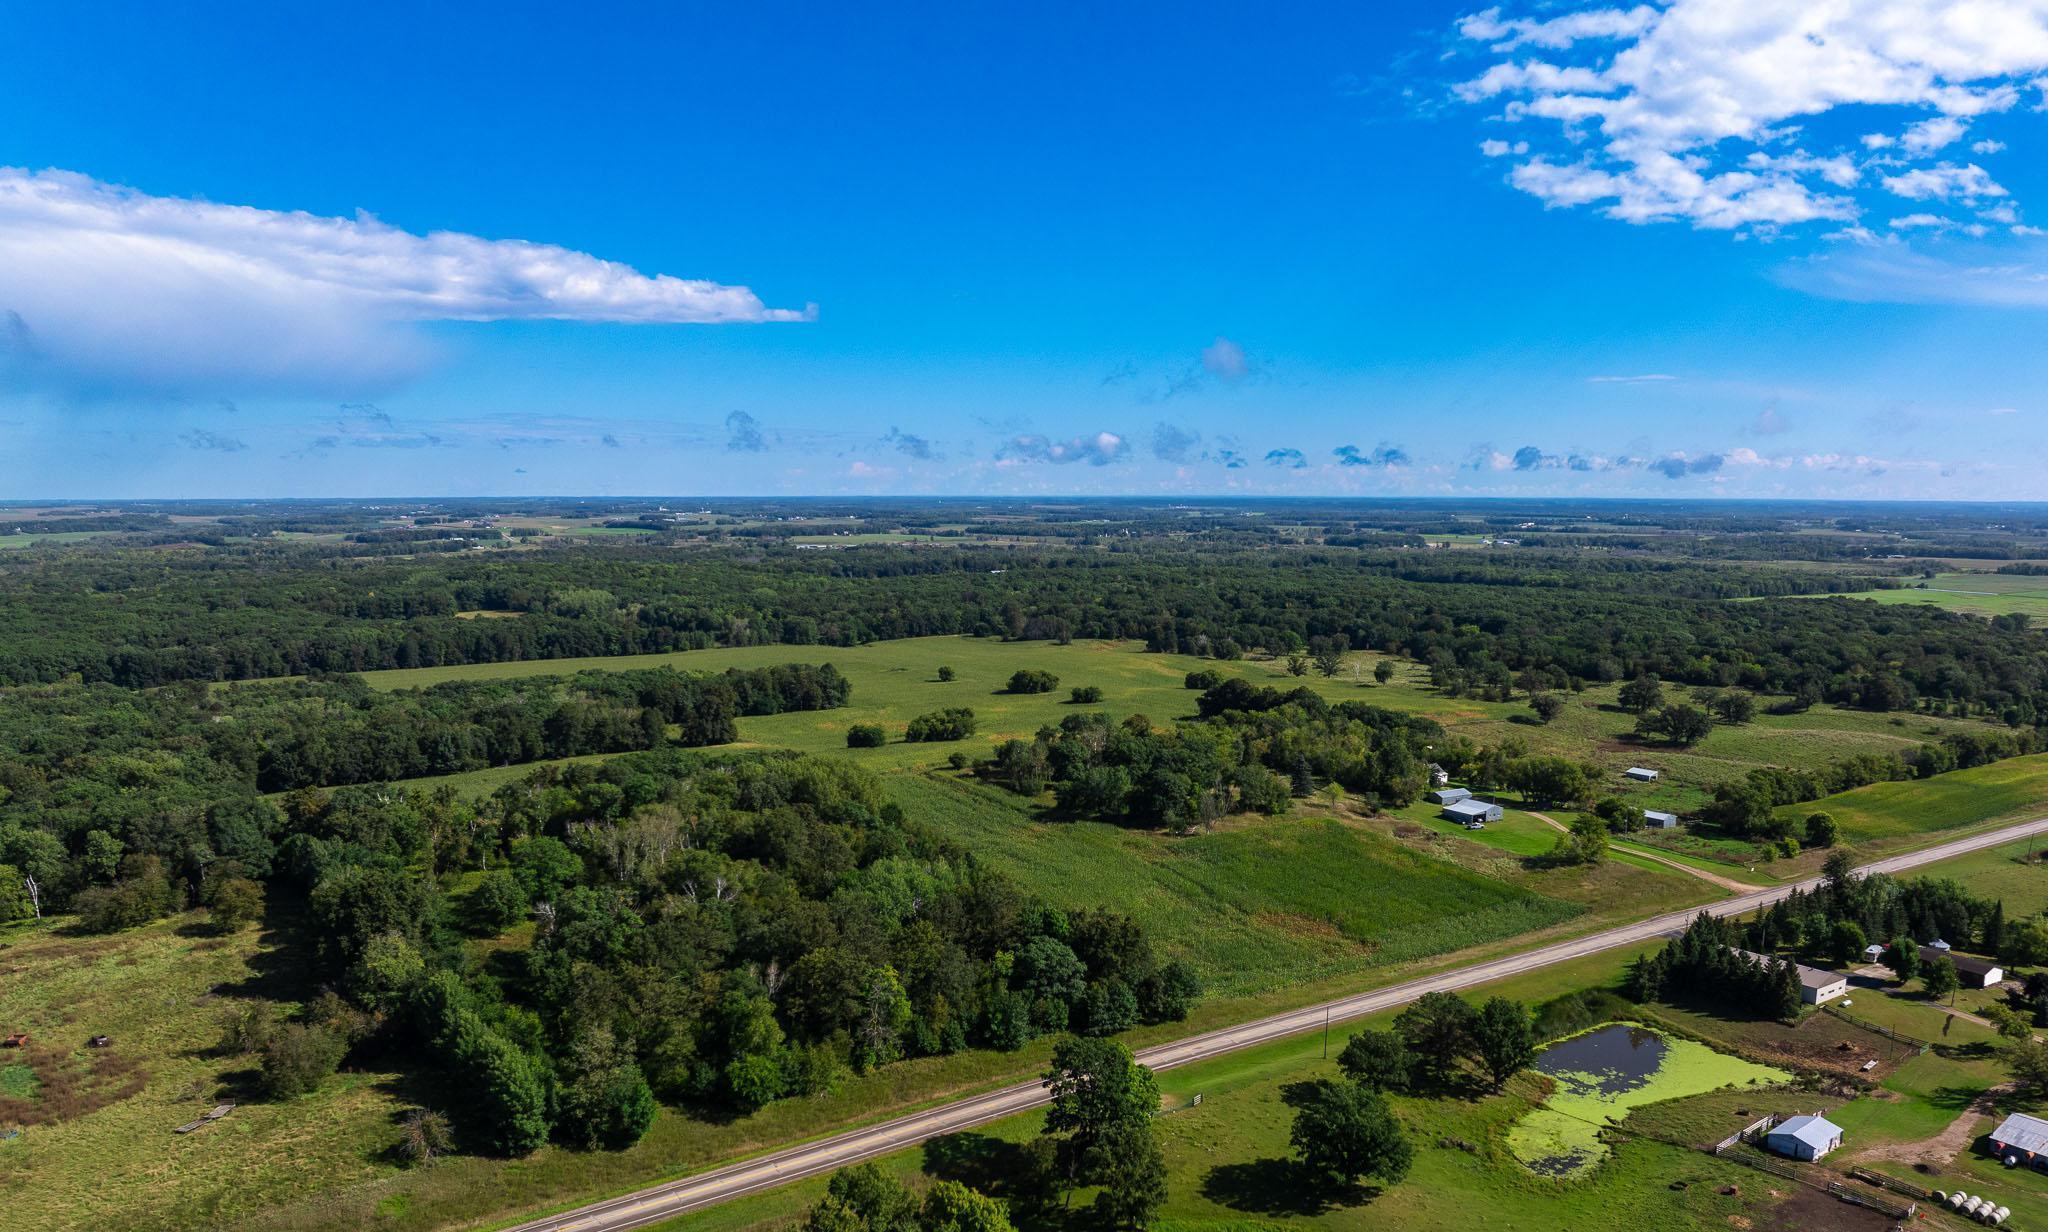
(1200, 1157, 1374, 1215)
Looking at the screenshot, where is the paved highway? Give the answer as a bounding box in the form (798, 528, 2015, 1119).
(503, 816, 2048, 1232)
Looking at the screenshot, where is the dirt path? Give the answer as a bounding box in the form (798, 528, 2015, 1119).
(1527, 811, 1761, 893)
(1854, 1083, 2009, 1169)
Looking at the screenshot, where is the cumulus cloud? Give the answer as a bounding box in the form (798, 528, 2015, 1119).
(884, 427, 935, 459)
(180, 428, 247, 452)
(1213, 449, 1249, 468)
(1200, 336, 1250, 382)
(1512, 444, 1562, 470)
(1265, 447, 1308, 468)
(1334, 442, 1410, 468)
(1152, 421, 1201, 462)
(1453, 1, 2048, 233)
(996, 431, 1130, 466)
(725, 410, 767, 452)
(1650, 452, 1724, 479)
(0, 167, 811, 397)
(1881, 162, 2007, 201)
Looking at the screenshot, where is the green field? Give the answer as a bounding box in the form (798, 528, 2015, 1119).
(892, 778, 1597, 998)
(337, 635, 2006, 809)
(1772, 752, 2048, 843)
(1775, 571, 2048, 620)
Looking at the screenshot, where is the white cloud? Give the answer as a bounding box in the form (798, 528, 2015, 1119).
(1973, 137, 2010, 152)
(1479, 138, 1531, 157)
(1457, 5, 1659, 51)
(1586, 372, 1676, 382)
(0, 167, 810, 396)
(1889, 212, 1956, 228)
(1455, 1, 2048, 232)
(1881, 161, 2008, 199)
(1902, 114, 1970, 153)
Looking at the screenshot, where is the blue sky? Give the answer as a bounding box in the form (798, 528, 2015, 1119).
(6, 0, 2048, 498)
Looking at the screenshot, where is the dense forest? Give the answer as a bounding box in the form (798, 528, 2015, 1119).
(1, 543, 2045, 730)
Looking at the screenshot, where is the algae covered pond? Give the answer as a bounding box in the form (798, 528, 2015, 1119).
(1509, 1022, 1789, 1176)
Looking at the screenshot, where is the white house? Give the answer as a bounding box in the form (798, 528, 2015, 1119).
(1643, 809, 1679, 829)
(1426, 763, 1450, 788)
(1731, 948, 1849, 1005)
(1441, 798, 1504, 826)
(1425, 786, 1472, 806)
(1624, 767, 1660, 782)
(1764, 1113, 1843, 1161)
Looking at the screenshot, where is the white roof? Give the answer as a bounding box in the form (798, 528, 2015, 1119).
(1769, 1114, 1843, 1149)
(1625, 767, 1658, 776)
(1443, 798, 1496, 817)
(1993, 1112, 2048, 1155)
(1643, 810, 1678, 823)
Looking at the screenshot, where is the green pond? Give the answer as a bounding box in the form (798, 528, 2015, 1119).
(1508, 1022, 1789, 1176)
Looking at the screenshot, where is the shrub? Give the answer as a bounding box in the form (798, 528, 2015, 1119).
(936, 666, 956, 682)
(398, 1107, 455, 1166)
(1070, 686, 1104, 704)
(259, 1022, 347, 1099)
(1006, 669, 1060, 694)
(208, 877, 266, 931)
(1184, 669, 1224, 690)
(905, 708, 977, 742)
(845, 723, 887, 748)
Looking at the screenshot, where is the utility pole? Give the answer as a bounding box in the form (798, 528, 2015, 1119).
(1322, 1006, 1330, 1058)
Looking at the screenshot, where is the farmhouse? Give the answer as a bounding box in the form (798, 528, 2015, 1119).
(1643, 809, 1679, 829)
(1441, 798, 1503, 825)
(1426, 763, 1449, 788)
(1731, 948, 1849, 1005)
(1920, 946, 2004, 988)
(1624, 767, 1659, 782)
(1425, 786, 1472, 805)
(1990, 1111, 2048, 1169)
(1764, 1113, 1843, 1161)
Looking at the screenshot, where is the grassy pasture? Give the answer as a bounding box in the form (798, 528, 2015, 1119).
(886, 777, 1594, 999)
(1774, 571, 2048, 620)
(1771, 752, 2048, 844)
(344, 636, 2004, 807)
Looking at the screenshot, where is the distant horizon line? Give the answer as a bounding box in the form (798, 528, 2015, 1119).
(7, 494, 2048, 508)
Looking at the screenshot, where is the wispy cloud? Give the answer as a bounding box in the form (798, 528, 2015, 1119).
(180, 428, 247, 453)
(1587, 373, 1676, 384)
(883, 427, 935, 460)
(1333, 442, 1409, 468)
(1201, 336, 1249, 382)
(995, 431, 1130, 466)
(1265, 447, 1308, 469)
(0, 167, 812, 397)
(1152, 422, 1201, 462)
(726, 410, 767, 453)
